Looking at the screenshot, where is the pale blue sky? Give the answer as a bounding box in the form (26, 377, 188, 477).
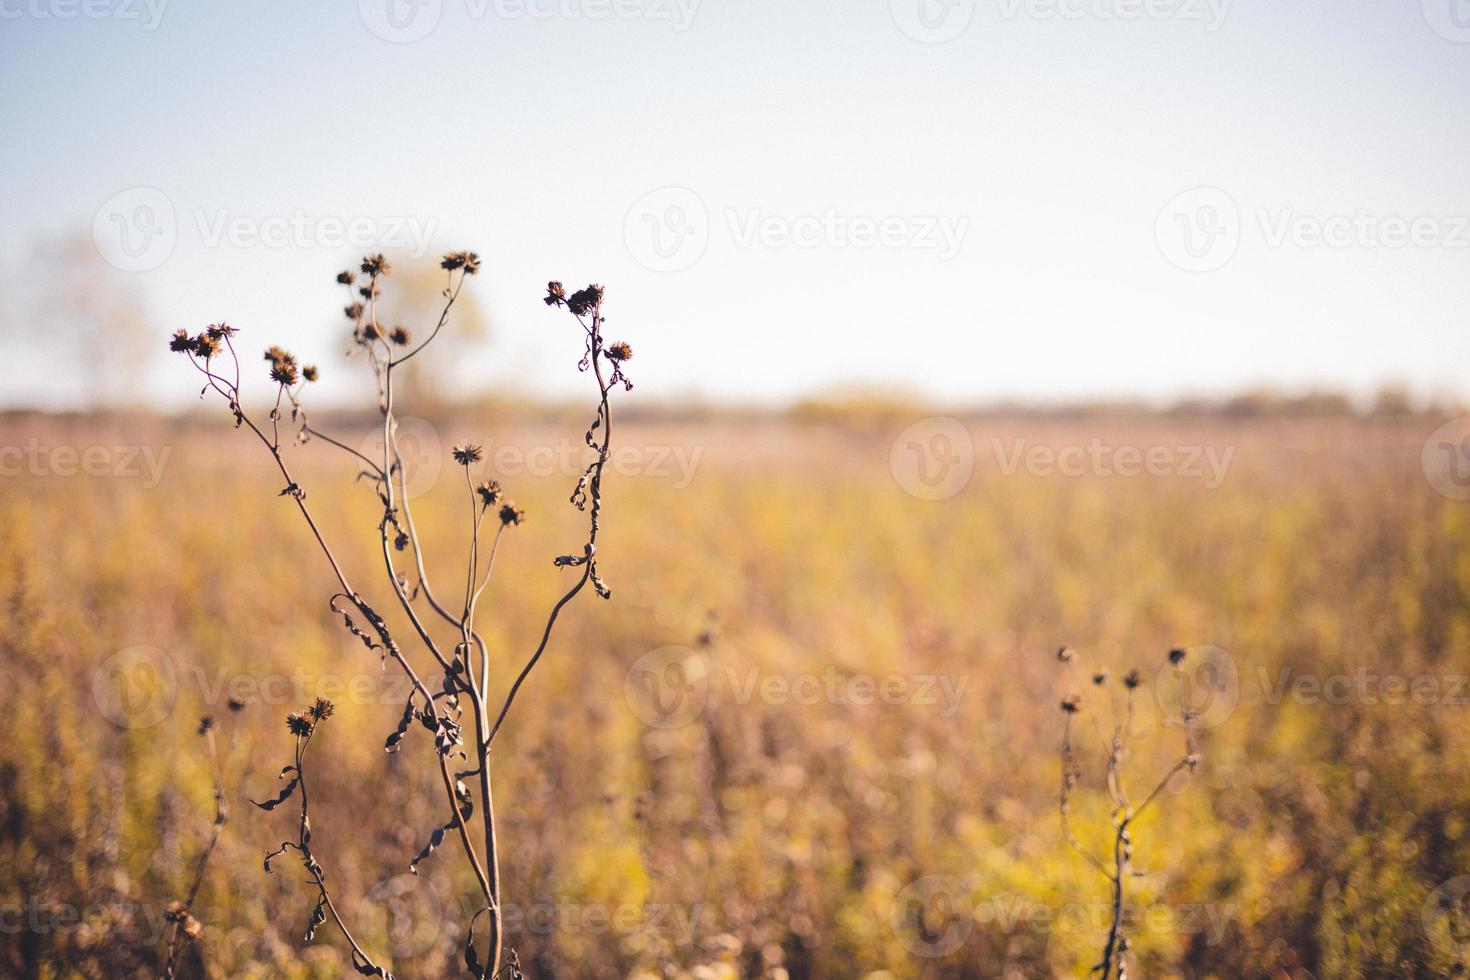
(2, 0, 1469, 408)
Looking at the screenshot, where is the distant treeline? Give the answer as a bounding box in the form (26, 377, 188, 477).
(1, 386, 1462, 428)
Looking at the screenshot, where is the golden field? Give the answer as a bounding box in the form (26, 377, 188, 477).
(2, 408, 1469, 978)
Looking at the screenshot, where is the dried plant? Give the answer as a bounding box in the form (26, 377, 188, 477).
(161, 714, 232, 979)
(168, 257, 633, 978)
(1057, 646, 1200, 980)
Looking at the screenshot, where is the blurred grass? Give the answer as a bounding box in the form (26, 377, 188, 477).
(2, 411, 1469, 978)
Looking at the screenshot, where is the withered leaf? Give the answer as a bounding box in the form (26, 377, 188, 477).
(250, 777, 300, 811)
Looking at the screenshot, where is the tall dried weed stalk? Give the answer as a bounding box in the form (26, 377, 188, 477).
(1057, 647, 1201, 980)
(169, 256, 633, 978)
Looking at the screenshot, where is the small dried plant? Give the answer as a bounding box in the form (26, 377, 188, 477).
(169, 256, 633, 978)
(160, 714, 232, 979)
(1057, 646, 1200, 980)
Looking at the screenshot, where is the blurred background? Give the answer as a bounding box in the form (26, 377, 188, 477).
(3, 1, 1470, 977)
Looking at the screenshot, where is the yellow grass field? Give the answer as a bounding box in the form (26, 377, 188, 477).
(3, 409, 1469, 978)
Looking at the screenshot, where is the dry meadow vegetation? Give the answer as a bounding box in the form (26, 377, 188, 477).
(3, 400, 1469, 976)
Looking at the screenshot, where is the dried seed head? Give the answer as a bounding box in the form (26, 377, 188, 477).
(499, 502, 525, 526)
(194, 331, 222, 360)
(361, 254, 390, 276)
(286, 713, 312, 737)
(1060, 694, 1083, 714)
(206, 323, 237, 340)
(544, 281, 566, 306)
(197, 716, 215, 735)
(1092, 670, 1109, 686)
(476, 480, 501, 506)
(452, 444, 483, 466)
(308, 697, 335, 721)
(1123, 669, 1142, 689)
(302, 365, 319, 382)
(566, 284, 604, 317)
(606, 341, 633, 362)
(227, 696, 246, 712)
(441, 251, 481, 274)
(344, 302, 365, 321)
(336, 270, 357, 286)
(389, 326, 411, 346)
(169, 329, 197, 354)
(1056, 645, 1072, 663)
(1168, 648, 1187, 666)
(265, 347, 300, 386)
